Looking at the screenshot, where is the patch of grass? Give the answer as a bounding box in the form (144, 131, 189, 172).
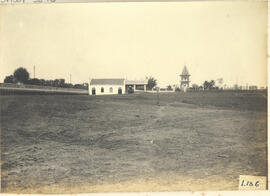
(0, 91, 267, 192)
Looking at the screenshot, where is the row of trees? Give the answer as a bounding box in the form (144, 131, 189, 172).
(189, 80, 217, 90)
(165, 80, 217, 91)
(4, 67, 88, 89)
(147, 77, 217, 91)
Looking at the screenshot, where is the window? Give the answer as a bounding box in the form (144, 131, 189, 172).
(110, 87, 113, 93)
(101, 87, 104, 93)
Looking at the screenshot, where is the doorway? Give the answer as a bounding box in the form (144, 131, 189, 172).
(118, 87, 122, 94)
(92, 87, 96, 95)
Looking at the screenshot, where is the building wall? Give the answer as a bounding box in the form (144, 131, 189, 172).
(89, 84, 125, 95)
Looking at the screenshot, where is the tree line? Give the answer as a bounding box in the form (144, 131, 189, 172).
(189, 80, 217, 90)
(3, 67, 88, 90)
(147, 76, 218, 91)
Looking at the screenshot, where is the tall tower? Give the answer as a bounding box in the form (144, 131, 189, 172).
(180, 66, 190, 91)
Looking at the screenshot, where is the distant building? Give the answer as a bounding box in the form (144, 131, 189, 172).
(249, 85, 258, 90)
(89, 78, 147, 95)
(180, 66, 191, 92)
(125, 80, 147, 92)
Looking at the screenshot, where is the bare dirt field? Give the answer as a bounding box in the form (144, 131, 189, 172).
(0, 91, 267, 193)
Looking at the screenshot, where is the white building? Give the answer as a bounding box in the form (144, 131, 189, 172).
(89, 79, 125, 95)
(89, 78, 147, 95)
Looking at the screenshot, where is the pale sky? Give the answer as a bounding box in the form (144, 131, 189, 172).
(0, 2, 267, 87)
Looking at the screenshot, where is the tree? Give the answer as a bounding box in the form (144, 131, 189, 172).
(27, 78, 41, 85)
(40, 79, 45, 86)
(4, 75, 15, 83)
(146, 76, 157, 90)
(59, 79, 65, 87)
(45, 80, 54, 86)
(203, 81, 210, 90)
(175, 87, 181, 92)
(203, 80, 215, 90)
(217, 78, 223, 86)
(210, 80, 215, 88)
(167, 85, 173, 91)
(13, 67, 29, 84)
(73, 83, 88, 90)
(53, 79, 60, 87)
(192, 84, 199, 90)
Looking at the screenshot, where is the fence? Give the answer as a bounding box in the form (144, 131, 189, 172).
(0, 83, 88, 95)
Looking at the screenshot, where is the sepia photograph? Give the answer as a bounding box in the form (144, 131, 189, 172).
(0, 1, 268, 193)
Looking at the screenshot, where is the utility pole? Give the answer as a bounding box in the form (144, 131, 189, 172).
(33, 65, 35, 79)
(156, 87, 159, 106)
(69, 74, 72, 84)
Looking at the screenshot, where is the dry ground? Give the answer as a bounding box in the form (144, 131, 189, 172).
(0, 91, 267, 193)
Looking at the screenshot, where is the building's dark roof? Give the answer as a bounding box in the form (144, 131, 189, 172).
(90, 78, 125, 85)
(181, 66, 190, 75)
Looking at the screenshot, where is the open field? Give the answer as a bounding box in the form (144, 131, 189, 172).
(0, 91, 267, 193)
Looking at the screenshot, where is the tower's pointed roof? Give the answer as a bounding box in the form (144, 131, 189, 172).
(181, 66, 190, 75)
